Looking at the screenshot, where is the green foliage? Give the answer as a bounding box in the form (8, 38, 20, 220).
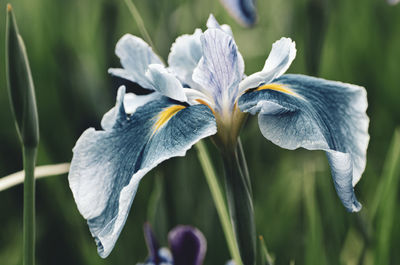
(5, 5, 39, 148)
(1, 0, 400, 265)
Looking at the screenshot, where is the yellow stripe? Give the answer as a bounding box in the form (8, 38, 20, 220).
(195, 99, 215, 116)
(256, 83, 299, 97)
(152, 105, 186, 134)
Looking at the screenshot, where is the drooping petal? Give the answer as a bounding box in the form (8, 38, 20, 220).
(101, 91, 160, 130)
(219, 0, 257, 27)
(193, 29, 243, 114)
(168, 29, 203, 88)
(68, 86, 217, 258)
(238, 74, 369, 212)
(239, 38, 296, 94)
(168, 226, 207, 265)
(145, 64, 187, 102)
(108, 34, 163, 90)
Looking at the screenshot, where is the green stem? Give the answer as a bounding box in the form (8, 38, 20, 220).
(222, 144, 256, 265)
(123, 0, 162, 60)
(237, 138, 252, 197)
(23, 146, 37, 265)
(195, 141, 243, 265)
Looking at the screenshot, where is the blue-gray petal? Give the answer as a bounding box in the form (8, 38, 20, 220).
(192, 29, 243, 113)
(168, 226, 207, 265)
(108, 34, 163, 90)
(219, 0, 257, 26)
(168, 29, 203, 89)
(101, 90, 161, 130)
(68, 87, 217, 258)
(238, 74, 369, 212)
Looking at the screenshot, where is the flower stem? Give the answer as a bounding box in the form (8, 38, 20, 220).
(123, 0, 163, 62)
(195, 141, 243, 265)
(222, 143, 256, 265)
(23, 146, 37, 265)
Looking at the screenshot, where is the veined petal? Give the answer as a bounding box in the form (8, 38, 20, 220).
(206, 14, 233, 36)
(146, 64, 187, 102)
(168, 226, 207, 265)
(219, 0, 257, 27)
(193, 29, 243, 114)
(168, 29, 203, 88)
(239, 38, 296, 93)
(238, 74, 369, 212)
(206, 14, 245, 75)
(108, 34, 163, 90)
(68, 87, 217, 258)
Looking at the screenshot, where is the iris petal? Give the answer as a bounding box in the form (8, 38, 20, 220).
(239, 38, 296, 94)
(206, 14, 245, 76)
(238, 74, 369, 212)
(146, 64, 187, 102)
(168, 226, 207, 265)
(108, 34, 163, 89)
(206, 14, 233, 36)
(68, 87, 217, 258)
(192, 29, 243, 113)
(143, 223, 161, 263)
(168, 29, 203, 89)
(219, 0, 257, 27)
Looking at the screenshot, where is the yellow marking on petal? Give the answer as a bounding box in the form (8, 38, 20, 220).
(195, 99, 216, 116)
(256, 83, 302, 98)
(152, 105, 186, 135)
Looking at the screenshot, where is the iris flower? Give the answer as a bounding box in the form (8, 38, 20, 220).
(138, 223, 206, 265)
(68, 15, 369, 258)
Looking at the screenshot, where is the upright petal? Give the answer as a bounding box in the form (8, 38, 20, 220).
(206, 14, 245, 75)
(238, 74, 369, 212)
(108, 34, 163, 90)
(219, 0, 257, 27)
(193, 29, 243, 114)
(145, 64, 187, 102)
(239, 38, 296, 93)
(206, 14, 233, 36)
(69, 87, 217, 258)
(168, 226, 207, 265)
(168, 29, 203, 88)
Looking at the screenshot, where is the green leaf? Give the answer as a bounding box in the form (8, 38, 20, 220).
(257, 235, 274, 265)
(6, 4, 39, 148)
(196, 141, 243, 265)
(146, 172, 169, 245)
(373, 128, 400, 265)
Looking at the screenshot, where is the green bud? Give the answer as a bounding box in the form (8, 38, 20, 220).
(5, 4, 39, 148)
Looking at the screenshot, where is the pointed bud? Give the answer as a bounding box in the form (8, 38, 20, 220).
(6, 4, 39, 148)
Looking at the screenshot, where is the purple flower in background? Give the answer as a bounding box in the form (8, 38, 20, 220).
(138, 223, 207, 265)
(387, 0, 400, 5)
(219, 0, 257, 26)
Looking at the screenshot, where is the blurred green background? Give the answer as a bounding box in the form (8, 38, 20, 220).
(1, 0, 400, 264)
